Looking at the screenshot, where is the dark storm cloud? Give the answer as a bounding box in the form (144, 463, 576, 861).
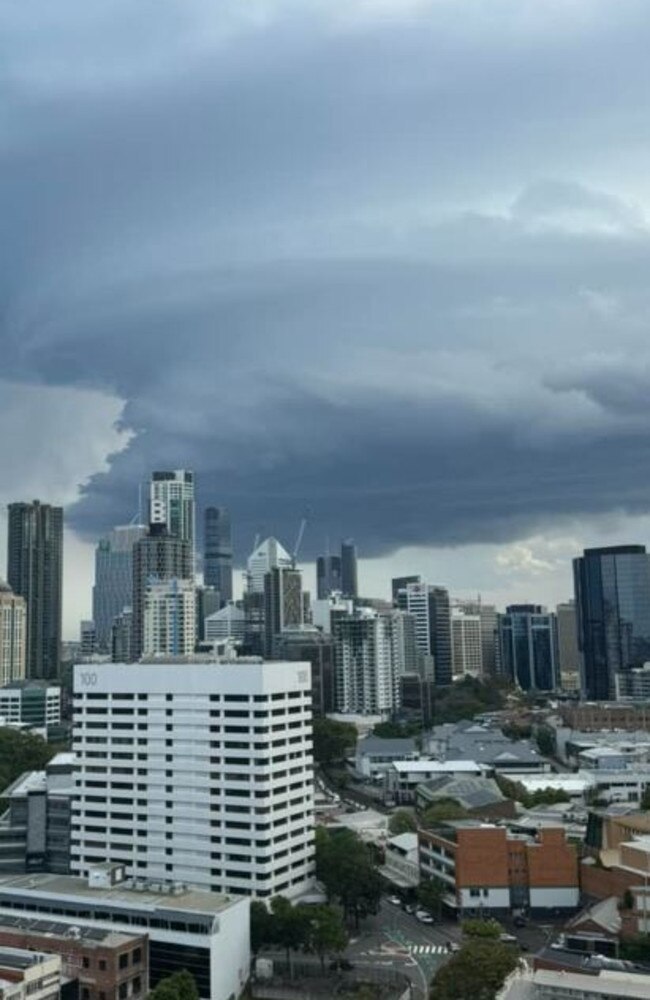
(4, 0, 650, 558)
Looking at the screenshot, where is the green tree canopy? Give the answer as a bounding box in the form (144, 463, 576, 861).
(250, 900, 275, 956)
(372, 720, 421, 739)
(429, 939, 519, 999)
(431, 677, 508, 726)
(313, 718, 357, 765)
(306, 905, 348, 970)
(417, 878, 447, 918)
(148, 971, 199, 1000)
(388, 809, 417, 835)
(421, 798, 468, 826)
(535, 726, 557, 757)
(315, 827, 382, 928)
(462, 918, 502, 939)
(0, 728, 57, 795)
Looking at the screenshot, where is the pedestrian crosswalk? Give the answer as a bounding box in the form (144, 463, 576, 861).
(409, 945, 448, 955)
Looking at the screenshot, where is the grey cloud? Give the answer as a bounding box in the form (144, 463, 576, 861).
(3, 1, 650, 561)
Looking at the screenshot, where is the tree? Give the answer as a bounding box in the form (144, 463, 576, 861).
(417, 878, 447, 918)
(373, 721, 421, 739)
(315, 828, 382, 928)
(535, 726, 556, 758)
(462, 918, 502, 939)
(270, 897, 310, 975)
(148, 971, 198, 1000)
(250, 900, 274, 956)
(429, 939, 519, 999)
(388, 809, 417, 835)
(313, 718, 357, 766)
(641, 786, 650, 811)
(421, 799, 468, 826)
(306, 905, 348, 970)
(0, 728, 57, 796)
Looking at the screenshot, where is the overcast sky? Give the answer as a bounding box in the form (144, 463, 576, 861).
(3, 0, 650, 636)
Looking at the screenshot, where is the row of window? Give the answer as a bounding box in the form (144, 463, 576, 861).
(76, 692, 310, 702)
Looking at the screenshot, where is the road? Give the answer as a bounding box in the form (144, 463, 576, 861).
(346, 900, 460, 996)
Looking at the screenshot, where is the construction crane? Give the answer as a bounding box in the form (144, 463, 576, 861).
(292, 514, 309, 568)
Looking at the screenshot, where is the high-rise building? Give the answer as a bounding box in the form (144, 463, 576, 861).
(455, 599, 499, 677)
(395, 581, 452, 686)
(332, 607, 414, 714)
(204, 603, 246, 644)
(204, 507, 233, 605)
(316, 555, 342, 599)
(264, 567, 303, 658)
(451, 608, 482, 677)
(391, 576, 421, 603)
(143, 578, 197, 657)
(556, 601, 580, 688)
(0, 582, 26, 685)
(7, 501, 63, 681)
(498, 605, 557, 692)
(92, 525, 146, 653)
(111, 608, 133, 664)
(340, 540, 358, 598)
(273, 629, 336, 716)
(246, 538, 292, 594)
(573, 545, 650, 701)
(131, 524, 192, 662)
(195, 585, 221, 643)
(71, 661, 315, 899)
(150, 471, 195, 564)
(78, 621, 97, 660)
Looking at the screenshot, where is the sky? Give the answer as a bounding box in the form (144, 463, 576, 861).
(3, 0, 650, 636)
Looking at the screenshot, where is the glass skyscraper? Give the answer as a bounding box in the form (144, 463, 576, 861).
(573, 545, 650, 701)
(498, 605, 557, 692)
(92, 524, 146, 653)
(203, 506, 233, 604)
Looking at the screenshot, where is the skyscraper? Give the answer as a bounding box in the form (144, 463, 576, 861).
(246, 537, 292, 593)
(131, 524, 192, 662)
(332, 607, 414, 713)
(143, 578, 197, 657)
(395, 580, 452, 686)
(340, 540, 358, 598)
(0, 582, 26, 684)
(264, 567, 303, 658)
(451, 608, 482, 677)
(498, 605, 557, 692)
(92, 524, 146, 653)
(204, 506, 233, 604)
(150, 471, 195, 564)
(7, 501, 63, 681)
(316, 555, 342, 599)
(556, 601, 580, 688)
(574, 545, 650, 701)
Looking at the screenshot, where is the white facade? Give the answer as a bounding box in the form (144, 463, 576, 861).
(333, 608, 400, 715)
(150, 470, 196, 565)
(71, 661, 315, 900)
(0, 872, 249, 1000)
(0, 685, 61, 726)
(311, 594, 354, 634)
(529, 887, 580, 908)
(0, 586, 26, 685)
(399, 582, 431, 656)
(451, 609, 482, 677)
(246, 538, 292, 594)
(498, 967, 650, 1000)
(143, 579, 197, 657)
(458, 886, 510, 909)
(204, 603, 246, 643)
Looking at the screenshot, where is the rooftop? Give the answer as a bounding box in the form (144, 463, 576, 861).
(357, 735, 418, 755)
(417, 774, 506, 809)
(0, 914, 137, 948)
(392, 760, 483, 774)
(0, 948, 53, 971)
(0, 872, 244, 916)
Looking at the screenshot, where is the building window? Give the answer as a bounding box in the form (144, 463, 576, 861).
(82, 957, 90, 969)
(99, 960, 107, 971)
(119, 953, 129, 970)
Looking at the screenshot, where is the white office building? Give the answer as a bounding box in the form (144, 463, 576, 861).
(71, 661, 315, 900)
(333, 607, 412, 715)
(0, 584, 26, 685)
(204, 604, 246, 643)
(143, 579, 197, 657)
(246, 538, 292, 594)
(451, 608, 483, 677)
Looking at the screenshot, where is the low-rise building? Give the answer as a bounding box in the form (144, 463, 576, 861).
(418, 820, 579, 916)
(0, 752, 74, 875)
(355, 736, 419, 779)
(415, 774, 516, 820)
(0, 869, 249, 1000)
(0, 948, 61, 1000)
(498, 966, 650, 1000)
(0, 917, 147, 1000)
(387, 760, 485, 804)
(0, 684, 60, 729)
(382, 833, 419, 890)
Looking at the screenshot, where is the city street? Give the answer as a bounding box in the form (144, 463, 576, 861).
(346, 900, 460, 995)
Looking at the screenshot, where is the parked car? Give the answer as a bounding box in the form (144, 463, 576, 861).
(416, 909, 435, 924)
(387, 895, 402, 906)
(499, 933, 518, 944)
(513, 916, 527, 928)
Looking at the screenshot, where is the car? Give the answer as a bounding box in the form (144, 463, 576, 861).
(499, 933, 518, 944)
(447, 941, 461, 953)
(513, 916, 527, 928)
(403, 903, 417, 914)
(387, 895, 402, 906)
(416, 909, 435, 924)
